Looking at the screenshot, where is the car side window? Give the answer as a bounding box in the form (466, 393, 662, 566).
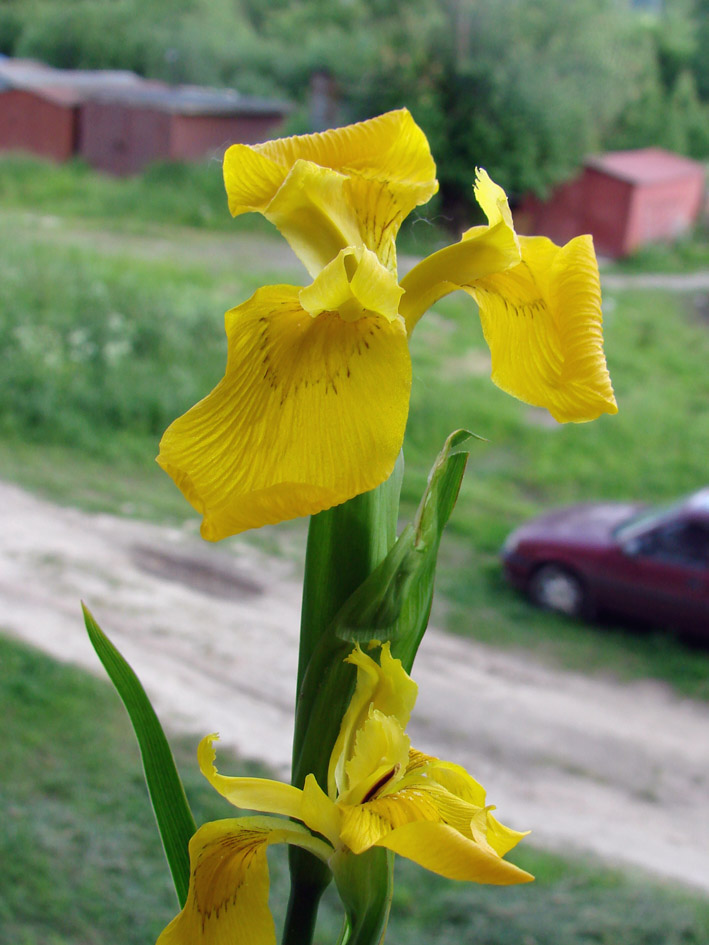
(637, 520, 709, 568)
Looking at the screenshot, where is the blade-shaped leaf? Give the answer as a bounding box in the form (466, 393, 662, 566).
(331, 430, 479, 671)
(82, 604, 195, 906)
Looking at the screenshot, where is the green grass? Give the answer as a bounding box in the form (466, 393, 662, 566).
(0, 154, 450, 255)
(607, 224, 709, 274)
(2, 158, 709, 698)
(0, 155, 246, 232)
(3, 632, 708, 945)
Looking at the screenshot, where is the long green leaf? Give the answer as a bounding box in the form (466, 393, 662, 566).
(82, 604, 195, 906)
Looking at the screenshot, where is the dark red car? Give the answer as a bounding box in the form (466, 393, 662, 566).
(501, 488, 709, 637)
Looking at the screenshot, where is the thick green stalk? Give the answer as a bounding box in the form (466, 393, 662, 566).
(295, 458, 403, 697)
(283, 459, 403, 945)
(281, 869, 328, 945)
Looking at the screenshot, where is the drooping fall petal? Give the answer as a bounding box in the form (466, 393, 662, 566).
(157, 819, 272, 945)
(157, 284, 411, 540)
(401, 168, 616, 423)
(156, 817, 331, 945)
(465, 233, 617, 422)
(399, 168, 521, 331)
(374, 820, 534, 885)
(338, 786, 444, 854)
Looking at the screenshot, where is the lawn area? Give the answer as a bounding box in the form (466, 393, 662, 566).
(2, 157, 709, 699)
(4, 631, 708, 945)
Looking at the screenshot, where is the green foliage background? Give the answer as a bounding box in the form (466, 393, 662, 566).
(2, 0, 709, 213)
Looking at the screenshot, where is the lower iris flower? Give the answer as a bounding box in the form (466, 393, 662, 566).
(156, 645, 532, 945)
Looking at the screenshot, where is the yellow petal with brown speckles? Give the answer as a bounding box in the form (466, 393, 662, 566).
(466, 234, 617, 422)
(156, 817, 330, 945)
(157, 286, 410, 540)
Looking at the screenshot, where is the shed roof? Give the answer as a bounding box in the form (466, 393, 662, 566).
(0, 58, 141, 94)
(88, 83, 292, 117)
(585, 147, 705, 185)
(0, 57, 291, 117)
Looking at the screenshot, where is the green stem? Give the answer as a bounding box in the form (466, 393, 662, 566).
(295, 459, 402, 697)
(281, 862, 329, 945)
(283, 458, 403, 945)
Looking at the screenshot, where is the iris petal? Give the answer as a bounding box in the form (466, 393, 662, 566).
(301, 774, 342, 847)
(328, 644, 418, 798)
(375, 821, 534, 885)
(299, 246, 403, 323)
(156, 817, 331, 945)
(252, 108, 436, 190)
(222, 109, 438, 276)
(158, 286, 411, 540)
(399, 218, 521, 332)
(198, 736, 304, 819)
(339, 710, 410, 806)
(263, 160, 362, 278)
(466, 234, 617, 422)
(339, 785, 442, 854)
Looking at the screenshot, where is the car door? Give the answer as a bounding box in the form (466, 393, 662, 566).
(612, 518, 709, 633)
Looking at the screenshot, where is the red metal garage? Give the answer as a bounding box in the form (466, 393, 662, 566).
(0, 58, 291, 175)
(520, 148, 706, 258)
(79, 85, 290, 175)
(0, 84, 80, 161)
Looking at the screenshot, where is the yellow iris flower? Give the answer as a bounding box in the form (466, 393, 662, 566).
(157, 109, 617, 540)
(156, 645, 532, 945)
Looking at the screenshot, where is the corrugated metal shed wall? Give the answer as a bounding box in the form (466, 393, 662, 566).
(519, 149, 706, 258)
(0, 88, 77, 161)
(169, 113, 286, 162)
(78, 101, 171, 175)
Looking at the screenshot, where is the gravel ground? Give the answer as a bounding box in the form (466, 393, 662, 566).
(3, 479, 708, 892)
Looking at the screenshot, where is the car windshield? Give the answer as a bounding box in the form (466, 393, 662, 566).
(612, 499, 684, 541)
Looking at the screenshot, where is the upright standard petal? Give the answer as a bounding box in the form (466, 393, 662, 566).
(465, 234, 618, 422)
(223, 109, 438, 275)
(157, 284, 411, 540)
(328, 644, 418, 798)
(339, 710, 410, 806)
(156, 817, 331, 945)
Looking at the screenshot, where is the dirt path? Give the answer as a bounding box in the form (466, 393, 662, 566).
(3, 479, 708, 893)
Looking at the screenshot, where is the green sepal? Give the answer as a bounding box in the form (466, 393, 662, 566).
(332, 430, 477, 671)
(82, 603, 196, 907)
(331, 847, 394, 945)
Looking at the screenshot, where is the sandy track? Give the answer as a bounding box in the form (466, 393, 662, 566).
(3, 480, 708, 892)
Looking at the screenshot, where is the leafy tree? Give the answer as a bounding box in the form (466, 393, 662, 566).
(2, 0, 706, 221)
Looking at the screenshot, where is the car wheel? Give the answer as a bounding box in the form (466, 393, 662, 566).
(528, 564, 590, 619)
